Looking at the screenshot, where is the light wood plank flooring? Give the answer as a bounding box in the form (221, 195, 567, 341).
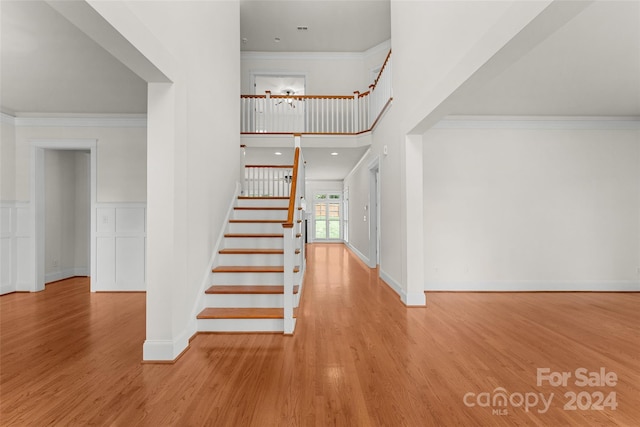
(1, 243, 638, 426)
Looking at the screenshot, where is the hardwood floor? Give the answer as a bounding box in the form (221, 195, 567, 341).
(1, 244, 639, 426)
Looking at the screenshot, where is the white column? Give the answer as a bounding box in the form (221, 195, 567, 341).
(144, 82, 178, 360)
(401, 134, 426, 306)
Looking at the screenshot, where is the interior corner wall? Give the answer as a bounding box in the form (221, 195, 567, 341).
(423, 126, 640, 291)
(341, 1, 547, 299)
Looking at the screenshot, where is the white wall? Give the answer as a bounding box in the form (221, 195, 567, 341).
(1, 120, 147, 294)
(1, 116, 16, 201)
(119, 0, 241, 360)
(14, 125, 147, 202)
(241, 42, 390, 95)
(423, 125, 640, 291)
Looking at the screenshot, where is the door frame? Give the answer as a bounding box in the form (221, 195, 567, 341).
(30, 139, 97, 292)
(368, 157, 380, 268)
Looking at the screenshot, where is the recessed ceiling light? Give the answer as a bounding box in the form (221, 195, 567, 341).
(274, 37, 281, 43)
(330, 152, 338, 156)
(275, 152, 282, 156)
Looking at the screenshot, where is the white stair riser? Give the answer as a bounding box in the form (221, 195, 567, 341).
(237, 199, 289, 208)
(223, 237, 284, 249)
(211, 272, 284, 285)
(198, 318, 284, 332)
(218, 253, 284, 266)
(228, 222, 284, 234)
(204, 293, 285, 308)
(233, 210, 288, 220)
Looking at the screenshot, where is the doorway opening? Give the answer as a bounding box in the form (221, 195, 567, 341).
(31, 139, 96, 292)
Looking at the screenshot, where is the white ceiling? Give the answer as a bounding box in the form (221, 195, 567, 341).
(240, 0, 391, 52)
(0, 0, 147, 115)
(449, 0, 640, 117)
(245, 146, 369, 180)
(1, 1, 637, 181)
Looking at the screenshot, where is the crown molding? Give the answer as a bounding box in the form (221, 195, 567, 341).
(242, 39, 391, 62)
(434, 115, 640, 130)
(6, 114, 147, 128)
(1, 112, 16, 125)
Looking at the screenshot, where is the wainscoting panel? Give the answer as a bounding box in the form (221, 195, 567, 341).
(94, 203, 146, 291)
(1, 202, 33, 293)
(0, 204, 12, 294)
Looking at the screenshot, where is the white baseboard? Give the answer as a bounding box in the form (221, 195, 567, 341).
(402, 292, 426, 306)
(380, 268, 402, 298)
(345, 242, 370, 267)
(1, 284, 15, 295)
(45, 268, 90, 284)
(142, 338, 187, 362)
(425, 281, 640, 292)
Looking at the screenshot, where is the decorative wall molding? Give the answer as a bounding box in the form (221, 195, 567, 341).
(17, 115, 147, 128)
(434, 115, 640, 130)
(2, 113, 146, 128)
(425, 281, 640, 292)
(242, 39, 391, 62)
(45, 268, 89, 285)
(95, 203, 146, 291)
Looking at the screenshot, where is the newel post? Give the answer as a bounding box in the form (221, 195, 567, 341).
(353, 91, 360, 133)
(282, 224, 295, 334)
(240, 144, 246, 195)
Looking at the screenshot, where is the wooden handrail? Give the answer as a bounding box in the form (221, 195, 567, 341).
(245, 164, 293, 168)
(241, 94, 356, 100)
(283, 147, 300, 229)
(371, 49, 392, 90)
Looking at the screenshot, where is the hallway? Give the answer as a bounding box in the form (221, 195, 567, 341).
(1, 243, 639, 425)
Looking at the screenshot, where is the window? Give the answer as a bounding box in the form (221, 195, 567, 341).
(313, 192, 342, 240)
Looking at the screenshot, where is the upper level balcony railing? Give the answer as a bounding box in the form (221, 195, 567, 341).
(241, 51, 392, 135)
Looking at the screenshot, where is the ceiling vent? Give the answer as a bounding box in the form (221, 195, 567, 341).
(296, 26, 309, 31)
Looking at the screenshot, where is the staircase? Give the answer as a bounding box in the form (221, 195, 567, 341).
(196, 195, 304, 333)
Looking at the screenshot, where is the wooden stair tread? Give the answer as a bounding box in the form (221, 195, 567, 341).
(238, 196, 289, 200)
(220, 248, 283, 255)
(219, 248, 299, 255)
(229, 219, 284, 223)
(197, 307, 297, 319)
(205, 285, 300, 294)
(234, 207, 288, 211)
(212, 266, 300, 273)
(224, 233, 283, 238)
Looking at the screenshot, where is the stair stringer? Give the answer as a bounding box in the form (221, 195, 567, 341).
(189, 182, 241, 334)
